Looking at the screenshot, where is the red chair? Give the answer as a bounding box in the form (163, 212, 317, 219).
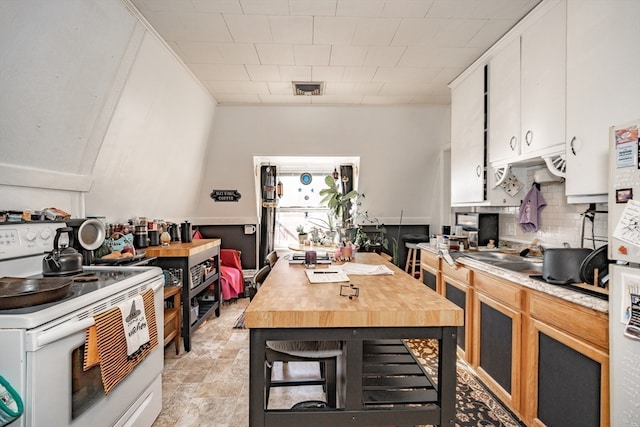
(220, 249, 244, 301)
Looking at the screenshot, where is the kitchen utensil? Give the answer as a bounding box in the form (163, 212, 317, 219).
(542, 248, 592, 285)
(579, 245, 610, 286)
(0, 277, 73, 309)
(169, 224, 180, 241)
(77, 219, 106, 251)
(42, 227, 83, 276)
(181, 221, 192, 243)
(148, 230, 160, 246)
(133, 225, 149, 249)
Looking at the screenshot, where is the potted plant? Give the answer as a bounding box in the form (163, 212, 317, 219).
(296, 225, 308, 244)
(319, 175, 359, 241)
(308, 213, 337, 243)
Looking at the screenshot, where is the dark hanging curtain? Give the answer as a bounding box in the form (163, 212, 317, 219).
(259, 165, 277, 265)
(340, 164, 354, 226)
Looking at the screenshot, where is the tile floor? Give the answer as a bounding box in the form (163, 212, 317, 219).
(152, 297, 326, 426)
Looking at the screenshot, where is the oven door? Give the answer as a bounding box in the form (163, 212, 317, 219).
(23, 277, 164, 427)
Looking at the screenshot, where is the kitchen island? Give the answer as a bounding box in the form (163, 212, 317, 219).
(244, 252, 463, 426)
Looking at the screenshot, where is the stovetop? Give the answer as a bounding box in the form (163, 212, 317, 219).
(0, 269, 143, 314)
(0, 266, 163, 329)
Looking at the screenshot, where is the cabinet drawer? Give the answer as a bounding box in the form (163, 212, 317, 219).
(441, 261, 471, 283)
(420, 249, 439, 269)
(529, 292, 608, 350)
(474, 272, 522, 309)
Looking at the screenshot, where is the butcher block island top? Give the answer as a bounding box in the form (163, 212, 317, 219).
(143, 238, 221, 257)
(244, 252, 463, 329)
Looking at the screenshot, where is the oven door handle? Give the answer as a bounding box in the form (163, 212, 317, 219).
(35, 317, 96, 348)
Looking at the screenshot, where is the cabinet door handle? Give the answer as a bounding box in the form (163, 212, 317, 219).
(476, 165, 482, 177)
(509, 136, 517, 151)
(570, 136, 577, 155)
(525, 130, 533, 146)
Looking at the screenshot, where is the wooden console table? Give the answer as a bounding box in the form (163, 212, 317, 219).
(145, 239, 221, 352)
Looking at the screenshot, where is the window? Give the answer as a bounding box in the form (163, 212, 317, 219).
(253, 156, 359, 249)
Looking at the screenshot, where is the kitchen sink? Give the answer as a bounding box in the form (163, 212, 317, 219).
(464, 251, 534, 263)
(464, 251, 543, 274)
(491, 261, 543, 274)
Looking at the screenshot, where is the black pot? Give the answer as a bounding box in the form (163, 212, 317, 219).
(542, 248, 593, 285)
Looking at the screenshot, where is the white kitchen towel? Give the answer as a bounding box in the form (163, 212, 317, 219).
(338, 263, 394, 275)
(518, 185, 546, 232)
(118, 295, 151, 357)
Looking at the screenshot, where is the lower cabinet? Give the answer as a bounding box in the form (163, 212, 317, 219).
(420, 249, 440, 292)
(441, 262, 473, 363)
(526, 293, 609, 426)
(473, 273, 522, 412)
(419, 248, 610, 426)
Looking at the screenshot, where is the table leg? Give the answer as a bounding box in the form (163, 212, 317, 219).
(343, 338, 363, 410)
(249, 329, 266, 427)
(439, 326, 458, 426)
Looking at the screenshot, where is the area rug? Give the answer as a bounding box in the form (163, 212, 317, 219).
(405, 339, 526, 427)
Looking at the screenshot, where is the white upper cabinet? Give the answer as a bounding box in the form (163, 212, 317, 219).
(565, 0, 640, 201)
(520, 0, 567, 157)
(488, 37, 521, 165)
(451, 65, 486, 205)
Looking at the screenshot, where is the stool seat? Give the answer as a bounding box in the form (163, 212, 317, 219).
(404, 241, 423, 280)
(402, 234, 430, 244)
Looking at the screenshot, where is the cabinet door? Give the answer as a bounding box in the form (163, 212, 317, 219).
(565, 0, 640, 198)
(443, 276, 473, 363)
(521, 0, 566, 155)
(473, 292, 521, 412)
(451, 65, 486, 204)
(526, 319, 609, 426)
(488, 37, 521, 164)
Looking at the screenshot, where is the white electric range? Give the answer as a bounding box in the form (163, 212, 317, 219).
(0, 222, 164, 427)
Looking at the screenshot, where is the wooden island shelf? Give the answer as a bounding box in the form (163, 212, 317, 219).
(145, 239, 221, 352)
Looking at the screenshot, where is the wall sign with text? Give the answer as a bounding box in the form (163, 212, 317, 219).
(210, 190, 241, 202)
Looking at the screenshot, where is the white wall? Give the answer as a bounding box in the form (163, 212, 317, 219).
(193, 105, 451, 230)
(85, 30, 216, 222)
(0, 0, 217, 223)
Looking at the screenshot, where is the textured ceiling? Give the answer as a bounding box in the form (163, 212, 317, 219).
(129, 0, 541, 105)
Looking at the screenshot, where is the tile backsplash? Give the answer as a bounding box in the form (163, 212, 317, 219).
(453, 176, 608, 250)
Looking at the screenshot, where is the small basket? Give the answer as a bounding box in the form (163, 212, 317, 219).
(189, 264, 204, 289)
(163, 268, 183, 287)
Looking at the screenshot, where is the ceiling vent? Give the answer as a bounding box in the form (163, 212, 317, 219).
(293, 81, 324, 96)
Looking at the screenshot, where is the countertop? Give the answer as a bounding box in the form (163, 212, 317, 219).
(244, 252, 463, 329)
(142, 239, 221, 258)
(418, 243, 609, 314)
